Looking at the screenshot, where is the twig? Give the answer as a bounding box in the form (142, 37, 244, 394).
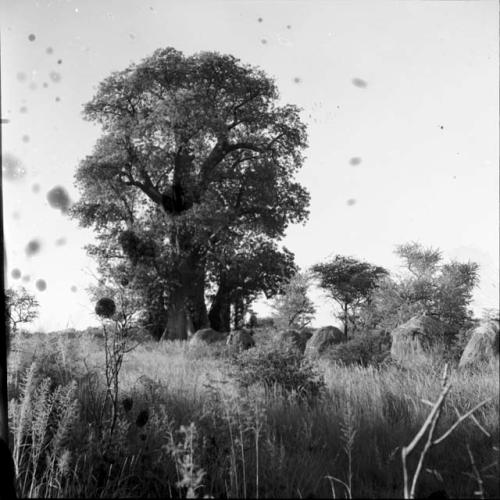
(401, 363, 493, 499)
(466, 443, 485, 499)
(433, 399, 492, 446)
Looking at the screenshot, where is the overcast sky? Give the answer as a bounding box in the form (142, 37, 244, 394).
(1, 0, 498, 332)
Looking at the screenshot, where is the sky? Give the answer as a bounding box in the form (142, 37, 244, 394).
(1, 0, 498, 332)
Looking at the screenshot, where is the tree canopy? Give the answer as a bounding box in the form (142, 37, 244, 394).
(71, 47, 310, 339)
(358, 242, 479, 348)
(312, 256, 388, 339)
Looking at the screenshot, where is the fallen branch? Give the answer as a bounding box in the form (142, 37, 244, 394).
(401, 364, 491, 499)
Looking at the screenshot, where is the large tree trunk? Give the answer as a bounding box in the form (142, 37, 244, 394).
(162, 249, 209, 340)
(233, 295, 245, 330)
(208, 283, 231, 333)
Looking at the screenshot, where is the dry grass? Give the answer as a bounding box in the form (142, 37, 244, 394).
(7, 328, 499, 498)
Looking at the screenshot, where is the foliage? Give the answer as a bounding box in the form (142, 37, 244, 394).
(228, 339, 325, 398)
(6, 287, 40, 333)
(358, 242, 479, 348)
(7, 330, 499, 498)
(71, 47, 310, 338)
(271, 271, 316, 330)
(325, 331, 391, 367)
(312, 256, 388, 338)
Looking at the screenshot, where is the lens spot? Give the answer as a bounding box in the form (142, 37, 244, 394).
(49, 71, 61, 83)
(47, 186, 71, 212)
(287, 25, 291, 29)
(20, 106, 28, 114)
(1, 118, 10, 124)
(28, 34, 36, 42)
(128, 33, 135, 39)
(3, 153, 27, 181)
(346, 198, 357, 206)
(55, 97, 61, 102)
(70, 285, 77, 292)
(29, 82, 37, 91)
(22, 275, 31, 283)
(257, 17, 263, 22)
(43, 82, 48, 88)
(17, 72, 27, 82)
(22, 135, 30, 143)
(261, 39, 267, 45)
(95, 297, 116, 318)
(57, 59, 62, 65)
(293, 77, 302, 84)
(32, 183, 40, 193)
(352, 78, 367, 88)
(26, 239, 42, 256)
(440, 125, 444, 130)
(349, 157, 361, 166)
(55, 237, 67, 246)
(11, 269, 22, 280)
(35, 279, 47, 291)
(12, 211, 21, 220)
(46, 47, 53, 54)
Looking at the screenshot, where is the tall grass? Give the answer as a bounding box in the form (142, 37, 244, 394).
(7, 328, 499, 498)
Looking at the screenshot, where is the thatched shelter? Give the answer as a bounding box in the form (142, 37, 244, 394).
(305, 326, 344, 357)
(390, 315, 445, 365)
(459, 320, 499, 369)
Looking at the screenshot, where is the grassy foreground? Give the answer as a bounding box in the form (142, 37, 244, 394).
(7, 328, 499, 499)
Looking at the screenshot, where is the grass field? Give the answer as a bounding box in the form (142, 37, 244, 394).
(7, 328, 499, 498)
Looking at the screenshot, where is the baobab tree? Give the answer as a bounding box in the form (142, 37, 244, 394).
(72, 47, 310, 339)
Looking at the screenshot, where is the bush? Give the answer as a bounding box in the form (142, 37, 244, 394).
(325, 331, 391, 367)
(228, 339, 325, 398)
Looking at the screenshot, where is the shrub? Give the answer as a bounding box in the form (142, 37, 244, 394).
(228, 339, 325, 398)
(325, 331, 391, 367)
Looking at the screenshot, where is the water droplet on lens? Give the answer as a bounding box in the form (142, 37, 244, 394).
(29, 82, 37, 91)
(46, 47, 53, 54)
(22, 135, 30, 143)
(17, 72, 27, 82)
(28, 34, 36, 42)
(11, 269, 21, 279)
(35, 279, 47, 291)
(293, 77, 301, 84)
(22, 275, 31, 283)
(20, 106, 28, 113)
(25, 239, 42, 256)
(49, 71, 61, 83)
(70, 285, 77, 292)
(3, 153, 27, 181)
(346, 198, 357, 206)
(57, 59, 62, 65)
(352, 78, 367, 88)
(47, 186, 71, 212)
(349, 157, 361, 166)
(55, 237, 66, 246)
(257, 17, 263, 23)
(32, 183, 40, 193)
(261, 39, 267, 45)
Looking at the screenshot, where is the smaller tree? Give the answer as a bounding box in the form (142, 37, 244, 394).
(6, 287, 40, 333)
(312, 256, 388, 340)
(272, 272, 316, 330)
(359, 242, 480, 351)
